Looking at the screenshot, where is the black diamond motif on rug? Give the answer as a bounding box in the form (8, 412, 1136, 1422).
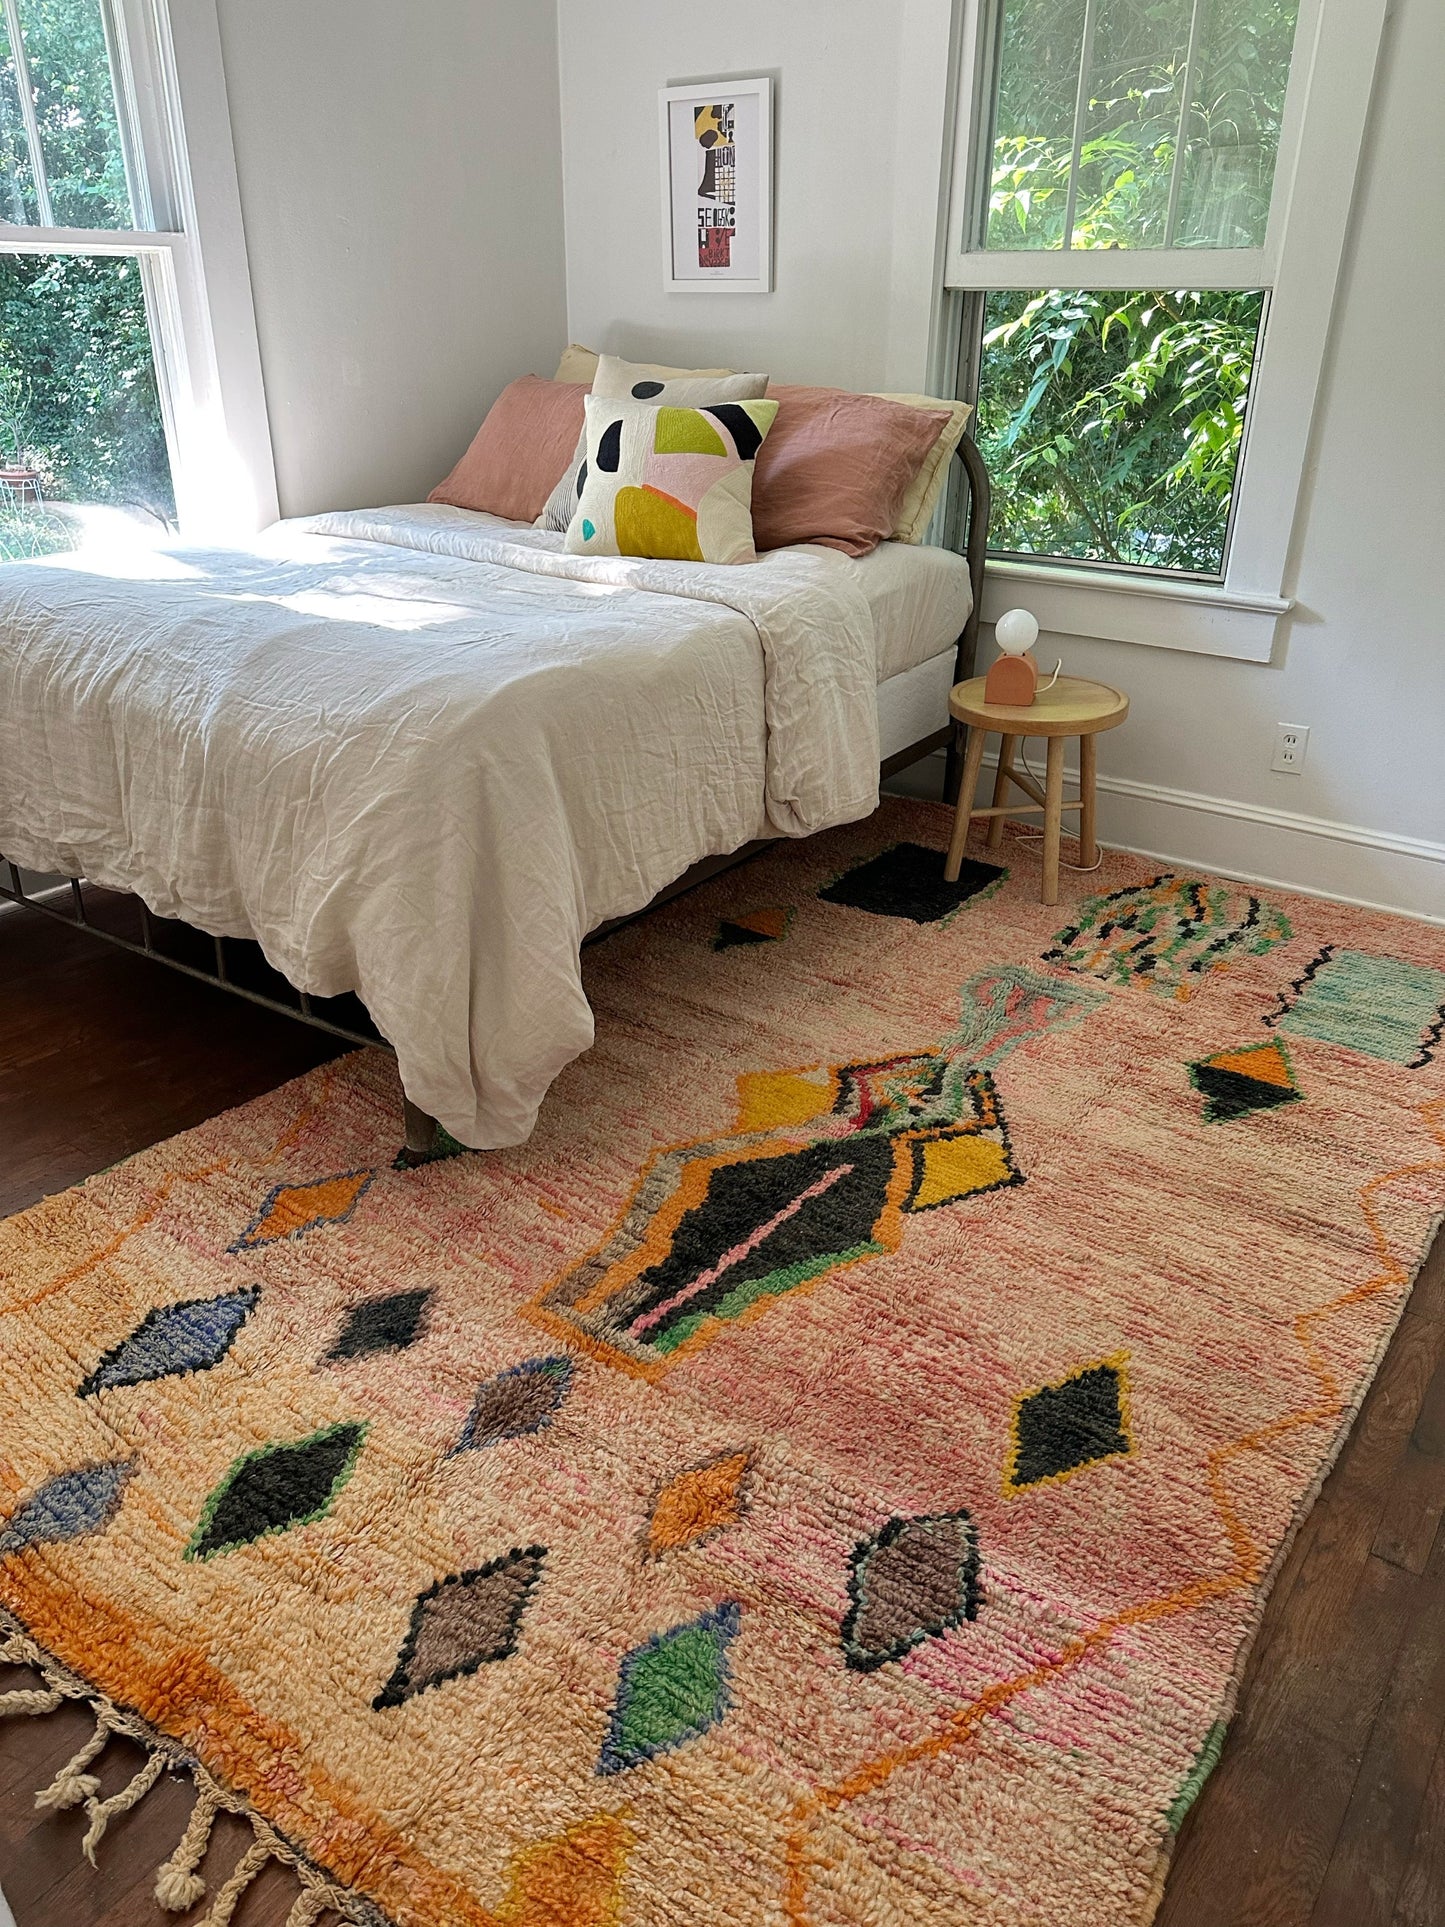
(328, 1289, 431, 1361)
(818, 842, 1004, 924)
(1191, 1063, 1301, 1123)
(625, 1133, 899, 1352)
(1010, 1362, 1130, 1490)
(187, 1420, 367, 1560)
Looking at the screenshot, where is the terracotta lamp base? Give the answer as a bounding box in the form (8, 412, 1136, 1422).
(983, 652, 1038, 706)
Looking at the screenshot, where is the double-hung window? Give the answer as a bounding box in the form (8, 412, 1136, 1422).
(0, 0, 272, 561)
(944, 0, 1389, 659)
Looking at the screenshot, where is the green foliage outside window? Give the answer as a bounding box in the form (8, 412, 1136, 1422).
(976, 0, 1296, 574)
(0, 0, 171, 560)
(0, 254, 175, 535)
(979, 285, 1263, 574)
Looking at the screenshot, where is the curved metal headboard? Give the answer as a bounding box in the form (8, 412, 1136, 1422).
(952, 429, 992, 684)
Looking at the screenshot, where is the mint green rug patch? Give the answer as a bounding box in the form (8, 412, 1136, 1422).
(1276, 948, 1445, 1066)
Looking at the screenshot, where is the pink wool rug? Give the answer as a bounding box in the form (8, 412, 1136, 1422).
(1, 798, 1443, 1927)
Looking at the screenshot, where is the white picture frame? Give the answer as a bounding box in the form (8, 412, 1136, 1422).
(659, 78, 773, 294)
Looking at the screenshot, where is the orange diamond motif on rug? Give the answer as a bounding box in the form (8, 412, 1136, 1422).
(229, 1168, 374, 1250)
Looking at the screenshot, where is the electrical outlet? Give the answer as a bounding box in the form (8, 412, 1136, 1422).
(1271, 723, 1310, 773)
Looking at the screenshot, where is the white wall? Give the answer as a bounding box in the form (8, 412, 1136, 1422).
(558, 0, 956, 394)
(216, 0, 568, 517)
(557, 0, 1445, 919)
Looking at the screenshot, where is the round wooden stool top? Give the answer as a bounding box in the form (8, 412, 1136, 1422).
(949, 673, 1129, 737)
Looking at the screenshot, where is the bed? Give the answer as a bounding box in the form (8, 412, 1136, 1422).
(0, 437, 988, 1153)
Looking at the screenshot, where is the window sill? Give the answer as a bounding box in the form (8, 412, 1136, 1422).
(980, 558, 1292, 663)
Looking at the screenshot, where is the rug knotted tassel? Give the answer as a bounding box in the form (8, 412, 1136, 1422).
(35, 1709, 114, 1811)
(81, 1748, 166, 1865)
(284, 1887, 329, 1927)
(0, 1685, 63, 1718)
(154, 1786, 222, 1911)
(195, 1841, 271, 1927)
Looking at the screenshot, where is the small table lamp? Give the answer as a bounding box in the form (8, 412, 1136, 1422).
(984, 608, 1041, 706)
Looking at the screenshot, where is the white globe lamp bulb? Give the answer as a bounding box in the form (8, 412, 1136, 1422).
(994, 607, 1039, 657)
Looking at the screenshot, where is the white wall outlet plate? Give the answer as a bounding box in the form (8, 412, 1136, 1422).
(1271, 723, 1310, 773)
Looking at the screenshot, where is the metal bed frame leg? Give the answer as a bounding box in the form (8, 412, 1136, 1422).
(942, 721, 964, 806)
(402, 1096, 444, 1161)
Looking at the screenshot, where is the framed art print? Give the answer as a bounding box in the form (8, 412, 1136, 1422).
(659, 78, 773, 294)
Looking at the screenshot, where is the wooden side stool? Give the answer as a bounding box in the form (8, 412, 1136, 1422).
(945, 674, 1129, 905)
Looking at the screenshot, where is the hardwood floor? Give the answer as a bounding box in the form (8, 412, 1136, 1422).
(2, 905, 1443, 1927)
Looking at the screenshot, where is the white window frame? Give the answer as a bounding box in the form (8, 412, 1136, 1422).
(0, 0, 276, 538)
(943, 0, 1388, 662)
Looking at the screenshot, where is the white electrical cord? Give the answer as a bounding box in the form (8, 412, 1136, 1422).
(1007, 724, 1104, 874)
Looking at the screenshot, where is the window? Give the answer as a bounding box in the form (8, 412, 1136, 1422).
(944, 0, 1390, 658)
(0, 0, 273, 563)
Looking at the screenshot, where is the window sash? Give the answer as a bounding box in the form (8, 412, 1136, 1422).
(938, 0, 1388, 661)
(946, 0, 1319, 289)
(947, 245, 1272, 291)
(1, 0, 276, 537)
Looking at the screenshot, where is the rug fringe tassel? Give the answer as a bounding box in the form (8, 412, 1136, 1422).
(284, 1887, 330, 1927)
(0, 1684, 64, 1717)
(2, 1615, 352, 1926)
(81, 1748, 166, 1866)
(195, 1840, 271, 1927)
(35, 1709, 115, 1811)
(154, 1786, 222, 1911)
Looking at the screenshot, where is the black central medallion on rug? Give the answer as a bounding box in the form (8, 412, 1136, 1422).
(819, 842, 1005, 924)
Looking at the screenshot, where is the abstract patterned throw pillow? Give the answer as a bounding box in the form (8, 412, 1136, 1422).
(564, 393, 779, 564)
(536, 357, 769, 534)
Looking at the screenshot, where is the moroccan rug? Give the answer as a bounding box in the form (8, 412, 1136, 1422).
(2, 798, 1443, 1927)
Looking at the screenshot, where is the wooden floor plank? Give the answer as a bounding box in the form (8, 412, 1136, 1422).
(2, 908, 1443, 1927)
(1309, 1528, 1445, 1925)
(1392, 1727, 1445, 1927)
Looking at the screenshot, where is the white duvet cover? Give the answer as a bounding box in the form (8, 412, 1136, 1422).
(0, 505, 881, 1145)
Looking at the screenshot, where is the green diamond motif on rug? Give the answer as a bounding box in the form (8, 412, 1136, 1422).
(598, 1602, 740, 1774)
(186, 1420, 368, 1561)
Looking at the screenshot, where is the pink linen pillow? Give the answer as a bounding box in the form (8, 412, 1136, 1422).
(429, 377, 589, 522)
(750, 385, 953, 557)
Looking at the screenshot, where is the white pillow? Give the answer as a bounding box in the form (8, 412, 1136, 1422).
(537, 355, 769, 533)
(553, 344, 736, 385)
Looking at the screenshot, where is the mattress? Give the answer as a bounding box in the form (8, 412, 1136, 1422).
(821, 538, 974, 681)
(463, 510, 973, 687)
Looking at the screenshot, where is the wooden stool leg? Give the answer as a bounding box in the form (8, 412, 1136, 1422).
(1042, 736, 1065, 906)
(987, 736, 1016, 852)
(944, 725, 988, 882)
(1078, 731, 1098, 867)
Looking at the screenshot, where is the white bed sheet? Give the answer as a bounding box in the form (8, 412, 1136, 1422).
(819, 539, 974, 681)
(0, 506, 882, 1147)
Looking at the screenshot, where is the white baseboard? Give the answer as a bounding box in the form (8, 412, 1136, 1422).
(884, 751, 1445, 925)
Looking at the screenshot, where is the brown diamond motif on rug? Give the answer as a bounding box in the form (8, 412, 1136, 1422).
(374, 1547, 547, 1708)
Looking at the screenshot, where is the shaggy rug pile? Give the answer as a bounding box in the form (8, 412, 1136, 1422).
(2, 798, 1443, 1927)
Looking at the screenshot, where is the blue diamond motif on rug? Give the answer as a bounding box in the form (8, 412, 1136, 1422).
(78, 1286, 260, 1397)
(0, 1461, 135, 1555)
